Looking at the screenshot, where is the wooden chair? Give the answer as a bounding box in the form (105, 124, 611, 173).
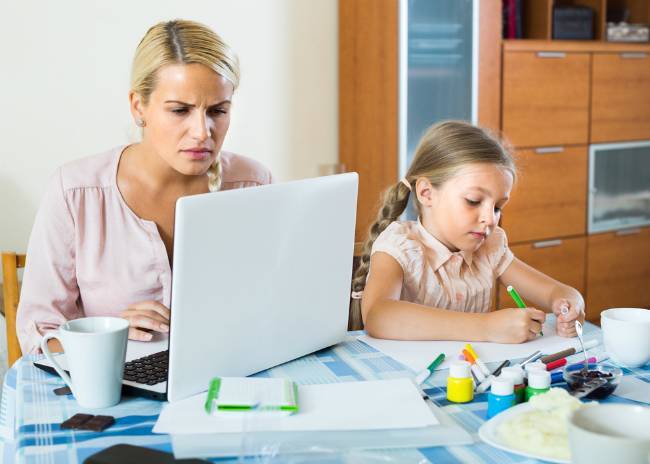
(2, 252, 26, 366)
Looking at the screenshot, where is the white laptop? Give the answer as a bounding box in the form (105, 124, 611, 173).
(35, 173, 358, 402)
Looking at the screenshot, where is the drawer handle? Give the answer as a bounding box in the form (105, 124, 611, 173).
(616, 228, 641, 236)
(536, 52, 566, 58)
(533, 239, 562, 248)
(535, 147, 564, 154)
(620, 52, 647, 59)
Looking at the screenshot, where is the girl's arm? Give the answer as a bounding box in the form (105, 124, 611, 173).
(362, 252, 545, 343)
(499, 257, 585, 337)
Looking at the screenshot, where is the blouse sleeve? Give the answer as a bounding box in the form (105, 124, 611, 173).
(16, 168, 82, 354)
(370, 222, 419, 275)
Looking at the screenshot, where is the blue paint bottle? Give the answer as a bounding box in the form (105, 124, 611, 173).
(487, 376, 516, 419)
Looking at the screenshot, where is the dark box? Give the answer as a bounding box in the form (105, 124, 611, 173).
(553, 6, 594, 40)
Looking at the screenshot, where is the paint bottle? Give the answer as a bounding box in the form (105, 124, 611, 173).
(524, 361, 546, 380)
(446, 361, 474, 403)
(499, 366, 525, 403)
(487, 376, 516, 419)
(525, 370, 551, 401)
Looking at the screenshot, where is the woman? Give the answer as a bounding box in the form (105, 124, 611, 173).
(17, 20, 272, 354)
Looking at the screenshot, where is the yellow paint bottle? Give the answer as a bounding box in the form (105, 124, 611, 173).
(447, 360, 474, 403)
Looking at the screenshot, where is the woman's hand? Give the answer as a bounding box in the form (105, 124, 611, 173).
(120, 300, 170, 341)
(486, 307, 546, 343)
(552, 298, 585, 338)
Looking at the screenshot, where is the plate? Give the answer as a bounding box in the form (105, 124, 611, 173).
(478, 402, 570, 464)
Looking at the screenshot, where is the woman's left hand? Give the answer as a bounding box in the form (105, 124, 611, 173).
(551, 298, 585, 337)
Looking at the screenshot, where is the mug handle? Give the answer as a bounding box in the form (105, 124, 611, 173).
(41, 332, 74, 395)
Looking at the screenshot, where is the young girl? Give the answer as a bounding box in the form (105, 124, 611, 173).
(351, 121, 584, 343)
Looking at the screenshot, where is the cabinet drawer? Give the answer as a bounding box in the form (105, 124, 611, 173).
(497, 237, 587, 309)
(591, 52, 650, 143)
(502, 146, 587, 242)
(586, 227, 650, 322)
(502, 51, 590, 147)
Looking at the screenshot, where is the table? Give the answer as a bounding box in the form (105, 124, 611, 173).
(1, 325, 649, 463)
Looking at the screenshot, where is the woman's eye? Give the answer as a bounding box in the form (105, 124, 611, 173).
(171, 107, 189, 115)
(494, 206, 502, 213)
(209, 108, 227, 117)
(465, 199, 480, 206)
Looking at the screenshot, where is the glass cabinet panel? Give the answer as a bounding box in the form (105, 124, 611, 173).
(589, 141, 650, 233)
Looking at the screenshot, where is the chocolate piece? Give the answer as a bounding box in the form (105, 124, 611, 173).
(80, 415, 115, 432)
(60, 413, 93, 429)
(53, 386, 72, 396)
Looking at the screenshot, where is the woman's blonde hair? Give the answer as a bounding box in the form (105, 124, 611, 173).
(131, 19, 240, 192)
(349, 120, 516, 328)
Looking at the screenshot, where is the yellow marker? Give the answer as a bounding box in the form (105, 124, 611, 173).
(465, 343, 490, 377)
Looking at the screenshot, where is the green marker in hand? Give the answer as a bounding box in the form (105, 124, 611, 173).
(507, 285, 543, 336)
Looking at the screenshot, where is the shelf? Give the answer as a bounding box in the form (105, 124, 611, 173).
(503, 39, 650, 51)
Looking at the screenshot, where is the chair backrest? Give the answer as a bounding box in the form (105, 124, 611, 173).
(2, 252, 26, 366)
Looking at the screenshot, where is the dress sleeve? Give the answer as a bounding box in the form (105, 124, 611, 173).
(16, 168, 82, 354)
(489, 227, 515, 278)
(370, 222, 417, 274)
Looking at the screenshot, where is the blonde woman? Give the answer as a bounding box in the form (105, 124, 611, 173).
(17, 20, 272, 354)
(351, 121, 584, 343)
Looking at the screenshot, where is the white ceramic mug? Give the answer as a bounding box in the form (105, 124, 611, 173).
(41, 317, 129, 409)
(569, 404, 650, 464)
(601, 308, 650, 368)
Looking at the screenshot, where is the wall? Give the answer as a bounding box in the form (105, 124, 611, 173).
(0, 0, 338, 255)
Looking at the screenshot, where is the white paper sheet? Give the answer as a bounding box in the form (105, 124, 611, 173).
(613, 376, 650, 403)
(359, 320, 589, 372)
(153, 378, 438, 434)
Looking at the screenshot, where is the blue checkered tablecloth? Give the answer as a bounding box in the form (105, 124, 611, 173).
(1, 323, 649, 463)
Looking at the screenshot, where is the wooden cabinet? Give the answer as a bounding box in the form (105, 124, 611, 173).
(502, 146, 587, 243)
(586, 227, 650, 322)
(497, 237, 587, 308)
(591, 52, 650, 143)
(502, 51, 590, 147)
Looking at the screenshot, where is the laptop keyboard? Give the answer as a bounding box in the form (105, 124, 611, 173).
(123, 350, 169, 385)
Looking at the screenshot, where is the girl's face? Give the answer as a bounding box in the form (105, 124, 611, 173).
(130, 63, 234, 177)
(417, 163, 513, 253)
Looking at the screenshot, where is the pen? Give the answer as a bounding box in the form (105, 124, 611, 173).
(464, 343, 490, 377)
(507, 285, 544, 336)
(545, 357, 567, 371)
(519, 350, 543, 368)
(564, 356, 607, 371)
(541, 347, 576, 364)
(415, 353, 445, 385)
(475, 360, 511, 394)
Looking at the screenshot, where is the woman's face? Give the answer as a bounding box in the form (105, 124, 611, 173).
(131, 63, 234, 177)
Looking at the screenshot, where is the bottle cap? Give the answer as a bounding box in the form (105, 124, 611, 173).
(490, 376, 514, 396)
(528, 370, 551, 389)
(449, 360, 471, 378)
(524, 362, 546, 376)
(500, 366, 524, 385)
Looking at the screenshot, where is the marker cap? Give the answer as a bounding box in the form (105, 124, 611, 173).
(449, 360, 471, 378)
(500, 366, 524, 385)
(491, 376, 514, 396)
(528, 370, 551, 389)
(524, 362, 546, 376)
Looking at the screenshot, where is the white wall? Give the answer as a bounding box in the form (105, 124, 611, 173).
(0, 0, 338, 255)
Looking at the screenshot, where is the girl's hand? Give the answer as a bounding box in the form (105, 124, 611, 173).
(120, 300, 170, 341)
(552, 298, 585, 338)
(486, 307, 546, 343)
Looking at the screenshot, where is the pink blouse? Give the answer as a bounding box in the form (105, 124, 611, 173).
(370, 220, 514, 313)
(17, 146, 272, 354)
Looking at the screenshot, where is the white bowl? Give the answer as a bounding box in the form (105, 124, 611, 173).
(568, 403, 650, 464)
(600, 308, 650, 368)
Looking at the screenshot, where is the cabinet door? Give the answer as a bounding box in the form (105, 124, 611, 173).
(502, 51, 590, 147)
(497, 237, 586, 309)
(586, 228, 650, 322)
(502, 146, 587, 243)
(591, 52, 650, 143)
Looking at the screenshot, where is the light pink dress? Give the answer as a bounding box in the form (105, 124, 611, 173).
(17, 146, 272, 354)
(370, 220, 514, 312)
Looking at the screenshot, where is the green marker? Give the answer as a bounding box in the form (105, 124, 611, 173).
(507, 285, 543, 336)
(415, 353, 446, 385)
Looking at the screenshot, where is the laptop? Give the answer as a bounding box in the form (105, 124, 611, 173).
(35, 173, 358, 402)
